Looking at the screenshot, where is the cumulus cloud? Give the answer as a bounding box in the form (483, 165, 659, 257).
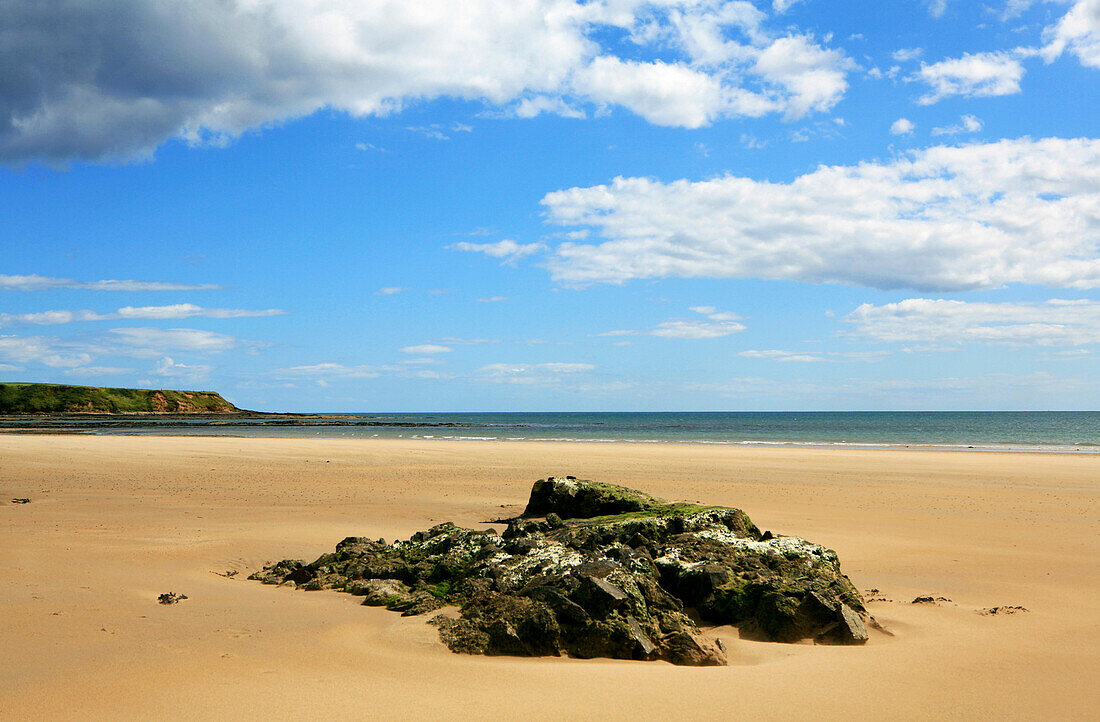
(1043, 0, 1100, 68)
(0, 304, 283, 327)
(890, 118, 915, 135)
(451, 240, 548, 265)
(753, 35, 852, 119)
(846, 298, 1100, 346)
(0, 274, 220, 291)
(932, 114, 983, 136)
(574, 56, 739, 128)
(915, 51, 1027, 104)
(540, 137, 1100, 291)
(0, 0, 853, 163)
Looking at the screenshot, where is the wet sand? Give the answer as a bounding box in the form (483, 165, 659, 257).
(1, 435, 1097, 720)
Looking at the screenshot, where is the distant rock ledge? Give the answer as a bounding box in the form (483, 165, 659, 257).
(251, 477, 872, 666)
(0, 383, 240, 414)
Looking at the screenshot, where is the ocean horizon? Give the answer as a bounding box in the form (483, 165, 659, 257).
(65, 410, 1100, 452)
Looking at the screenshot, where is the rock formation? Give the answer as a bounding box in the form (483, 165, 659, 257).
(251, 477, 870, 665)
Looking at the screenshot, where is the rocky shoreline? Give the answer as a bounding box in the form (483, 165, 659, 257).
(251, 477, 871, 665)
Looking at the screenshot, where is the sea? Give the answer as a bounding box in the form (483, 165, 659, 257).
(66, 411, 1100, 452)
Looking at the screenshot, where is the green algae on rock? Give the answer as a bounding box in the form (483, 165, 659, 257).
(250, 477, 871, 665)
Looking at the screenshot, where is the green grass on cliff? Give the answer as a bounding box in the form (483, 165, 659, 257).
(0, 383, 240, 414)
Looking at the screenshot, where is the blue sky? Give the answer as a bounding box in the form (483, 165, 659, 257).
(1, 0, 1099, 411)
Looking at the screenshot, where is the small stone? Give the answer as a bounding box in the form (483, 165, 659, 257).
(816, 603, 868, 645)
(978, 605, 1028, 616)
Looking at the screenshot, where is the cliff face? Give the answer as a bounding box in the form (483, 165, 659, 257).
(0, 383, 240, 414)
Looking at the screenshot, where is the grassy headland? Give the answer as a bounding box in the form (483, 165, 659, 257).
(0, 383, 240, 414)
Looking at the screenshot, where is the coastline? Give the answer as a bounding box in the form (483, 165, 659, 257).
(2, 435, 1098, 719)
(3, 427, 1097, 454)
(4, 410, 1097, 454)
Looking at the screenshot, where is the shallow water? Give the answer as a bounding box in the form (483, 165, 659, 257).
(75, 411, 1100, 452)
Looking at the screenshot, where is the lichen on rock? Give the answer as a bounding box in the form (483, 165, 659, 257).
(250, 476, 872, 665)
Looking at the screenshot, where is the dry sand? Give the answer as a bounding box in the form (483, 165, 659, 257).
(1, 435, 1097, 720)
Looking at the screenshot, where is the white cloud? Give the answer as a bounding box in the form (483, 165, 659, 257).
(926, 0, 951, 18)
(737, 348, 887, 362)
(601, 307, 746, 339)
(846, 298, 1100, 346)
(477, 361, 595, 384)
(915, 51, 1026, 104)
(752, 36, 852, 119)
(652, 319, 746, 338)
(932, 114, 983, 136)
(109, 328, 242, 354)
(0, 336, 68, 365)
(272, 363, 381, 379)
(739, 349, 825, 362)
(438, 337, 499, 345)
(772, 0, 806, 12)
(890, 118, 915, 135)
(510, 96, 586, 119)
(477, 296, 508, 303)
(399, 344, 453, 355)
(63, 366, 133, 377)
(40, 353, 94, 368)
(541, 137, 1100, 291)
(1002, 0, 1039, 21)
(0, 324, 254, 373)
(0, 0, 854, 164)
(375, 287, 403, 296)
(406, 124, 472, 141)
(0, 274, 220, 291)
(400, 357, 445, 365)
(0, 335, 98, 368)
(1043, 0, 1100, 68)
(574, 56, 736, 128)
(892, 48, 924, 62)
(154, 357, 212, 383)
(451, 240, 547, 265)
(0, 304, 283, 327)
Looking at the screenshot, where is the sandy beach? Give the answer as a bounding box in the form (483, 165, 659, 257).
(1, 435, 1097, 720)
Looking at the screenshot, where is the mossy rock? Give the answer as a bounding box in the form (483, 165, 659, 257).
(522, 477, 664, 519)
(252, 476, 872, 666)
